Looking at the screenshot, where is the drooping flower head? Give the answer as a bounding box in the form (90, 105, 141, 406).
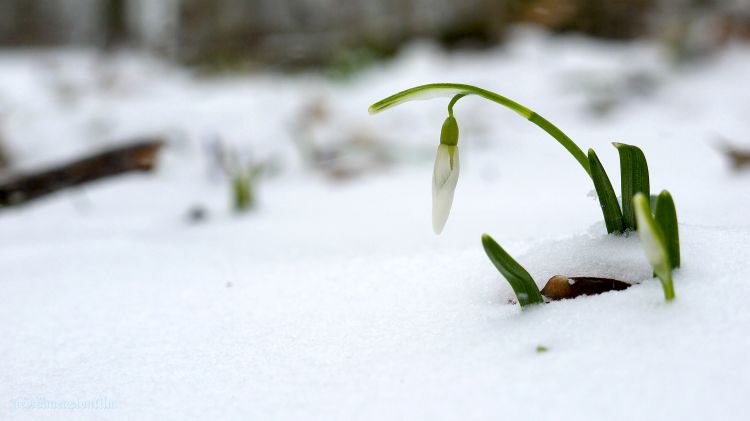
(432, 115, 460, 234)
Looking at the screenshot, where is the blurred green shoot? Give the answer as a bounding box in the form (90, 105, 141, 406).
(211, 138, 265, 213)
(231, 166, 263, 212)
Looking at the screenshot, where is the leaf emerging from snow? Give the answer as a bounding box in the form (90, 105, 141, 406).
(588, 149, 624, 234)
(481, 234, 544, 308)
(654, 190, 680, 269)
(614, 142, 650, 230)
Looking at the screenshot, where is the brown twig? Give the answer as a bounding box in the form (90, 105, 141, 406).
(0, 140, 163, 208)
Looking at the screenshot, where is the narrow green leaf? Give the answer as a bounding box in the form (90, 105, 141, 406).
(588, 149, 624, 234)
(481, 234, 544, 307)
(654, 190, 680, 268)
(614, 143, 650, 230)
(633, 193, 675, 301)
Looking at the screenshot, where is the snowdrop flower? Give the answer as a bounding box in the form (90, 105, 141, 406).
(633, 192, 675, 300)
(432, 115, 460, 234)
(634, 193, 669, 274)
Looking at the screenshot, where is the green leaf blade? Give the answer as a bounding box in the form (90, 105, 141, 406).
(614, 143, 650, 230)
(481, 234, 544, 307)
(588, 149, 624, 234)
(633, 193, 675, 301)
(654, 190, 680, 269)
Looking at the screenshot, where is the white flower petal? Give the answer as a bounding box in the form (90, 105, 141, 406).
(634, 193, 668, 273)
(432, 144, 460, 234)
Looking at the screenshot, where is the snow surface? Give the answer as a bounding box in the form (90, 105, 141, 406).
(1, 28, 750, 420)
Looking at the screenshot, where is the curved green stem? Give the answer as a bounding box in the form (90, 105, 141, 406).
(447, 94, 466, 117)
(369, 83, 591, 176)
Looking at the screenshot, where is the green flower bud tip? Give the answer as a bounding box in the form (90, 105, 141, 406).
(440, 115, 459, 146)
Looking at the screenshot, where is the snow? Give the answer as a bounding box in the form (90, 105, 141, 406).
(1, 28, 750, 420)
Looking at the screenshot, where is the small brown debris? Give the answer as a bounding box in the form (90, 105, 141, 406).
(724, 147, 750, 170)
(541, 275, 632, 300)
(717, 140, 750, 170)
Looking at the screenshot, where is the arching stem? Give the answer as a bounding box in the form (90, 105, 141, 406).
(447, 94, 466, 117)
(369, 83, 591, 176)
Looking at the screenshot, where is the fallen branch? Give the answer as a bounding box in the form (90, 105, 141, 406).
(0, 140, 163, 208)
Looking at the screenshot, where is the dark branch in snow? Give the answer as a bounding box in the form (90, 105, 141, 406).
(0, 140, 163, 208)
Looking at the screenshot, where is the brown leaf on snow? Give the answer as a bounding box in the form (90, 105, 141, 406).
(541, 275, 632, 300)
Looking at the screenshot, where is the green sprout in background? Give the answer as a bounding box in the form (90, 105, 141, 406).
(231, 165, 263, 212)
(369, 83, 681, 305)
(210, 139, 265, 213)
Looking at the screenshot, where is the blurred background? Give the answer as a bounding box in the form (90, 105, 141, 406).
(2, 0, 749, 67)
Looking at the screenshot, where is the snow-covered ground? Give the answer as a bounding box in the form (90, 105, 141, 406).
(1, 28, 749, 420)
